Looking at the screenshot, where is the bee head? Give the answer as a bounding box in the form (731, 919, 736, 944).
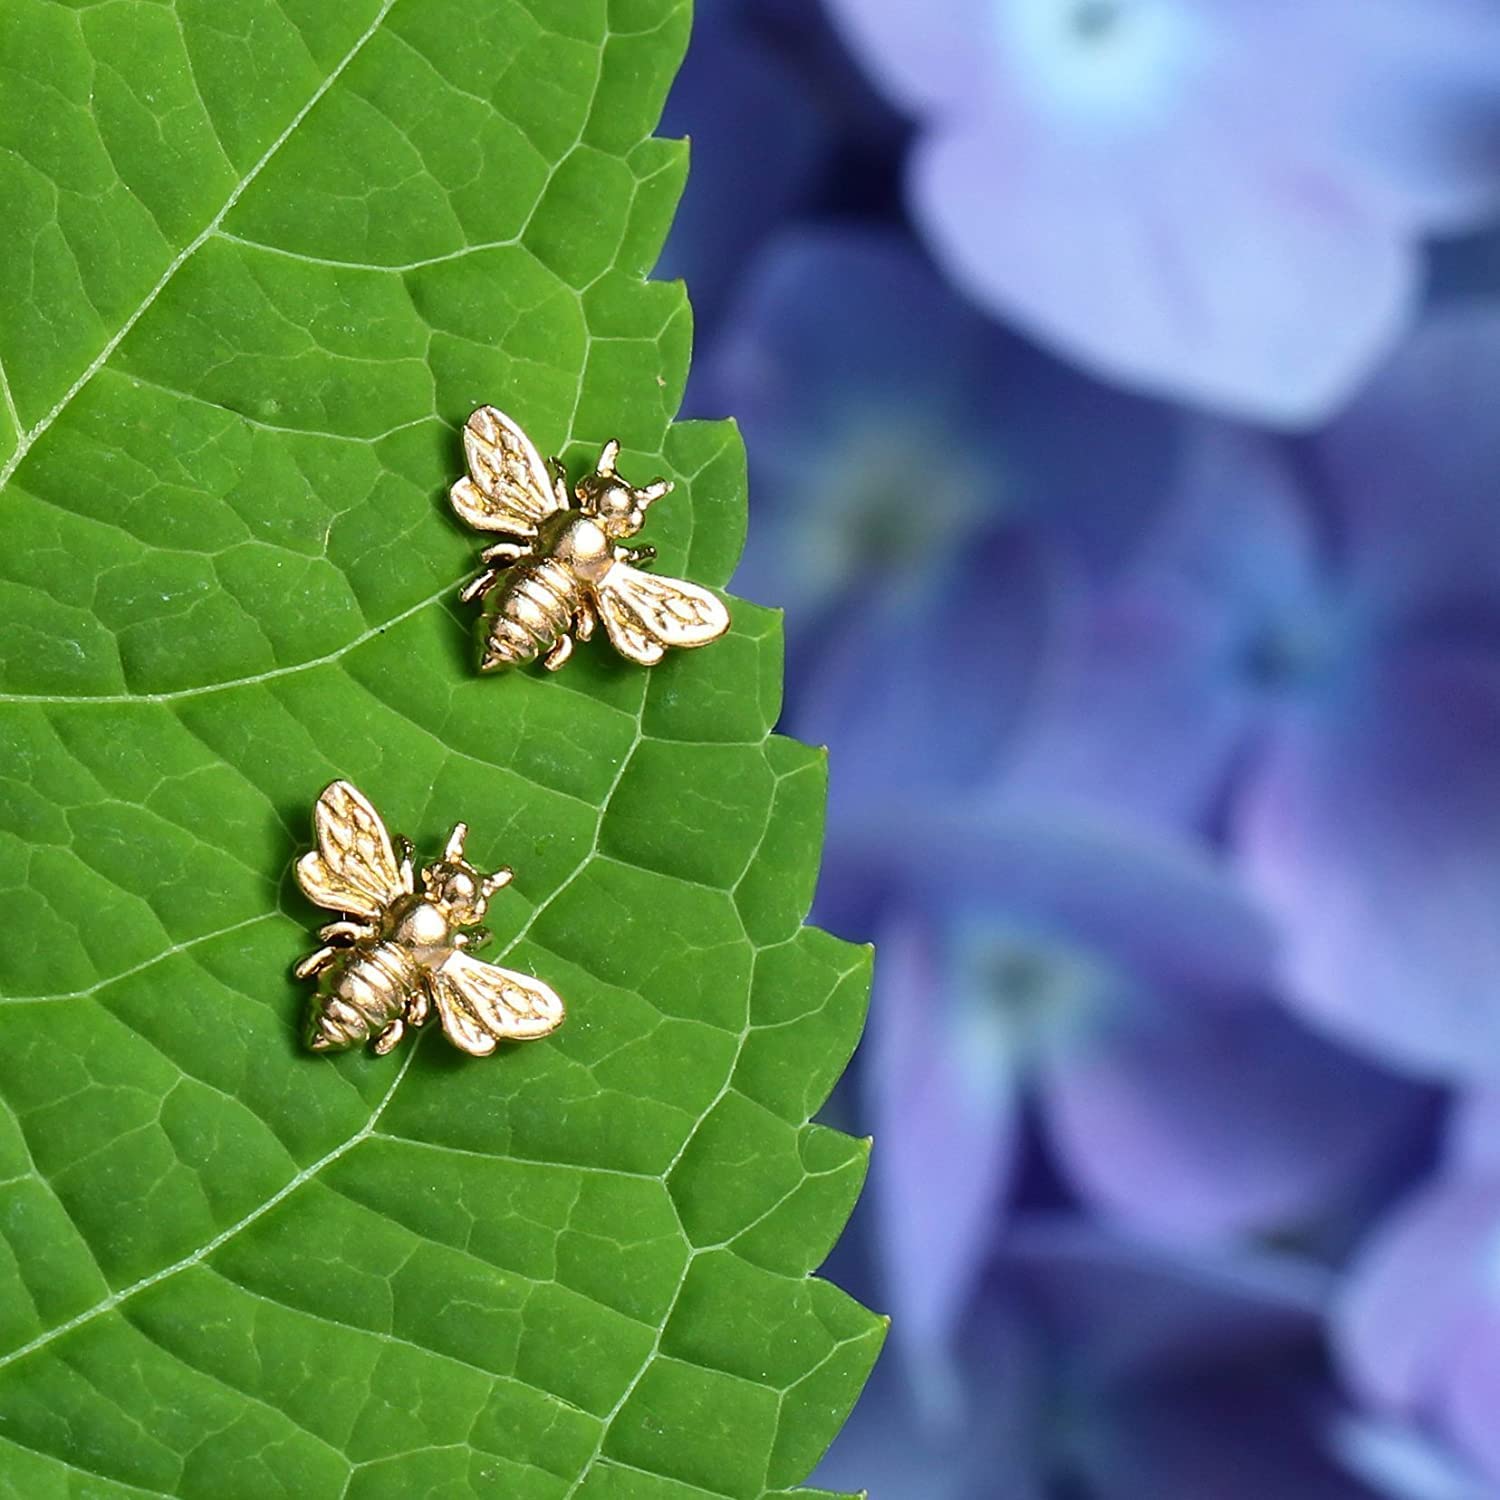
(422, 822, 514, 925)
(576, 439, 673, 539)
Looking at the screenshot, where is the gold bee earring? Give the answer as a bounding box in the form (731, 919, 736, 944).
(293, 780, 565, 1058)
(450, 407, 731, 672)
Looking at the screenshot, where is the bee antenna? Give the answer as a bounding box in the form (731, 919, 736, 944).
(482, 867, 514, 898)
(596, 438, 621, 478)
(444, 822, 469, 862)
(636, 479, 672, 507)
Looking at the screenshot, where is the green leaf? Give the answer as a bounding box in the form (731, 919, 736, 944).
(0, 1, 882, 1495)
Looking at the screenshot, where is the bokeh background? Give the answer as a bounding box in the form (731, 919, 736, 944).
(659, 2, 1500, 1496)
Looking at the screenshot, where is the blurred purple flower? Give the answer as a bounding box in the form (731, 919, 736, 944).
(700, 227, 1180, 697)
(1000, 307, 1500, 1083)
(822, 0, 1500, 424)
(1336, 1166, 1500, 1488)
(817, 807, 1424, 1372)
(817, 1226, 1380, 1497)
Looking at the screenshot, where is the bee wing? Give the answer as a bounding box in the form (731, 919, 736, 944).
(296, 780, 411, 920)
(430, 950, 566, 1057)
(594, 564, 731, 666)
(449, 406, 564, 538)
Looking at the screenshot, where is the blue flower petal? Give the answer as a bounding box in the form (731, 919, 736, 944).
(909, 106, 1417, 424)
(862, 911, 1024, 1376)
(1317, 304, 1500, 632)
(1330, 3, 1500, 229)
(1239, 645, 1500, 1081)
(824, 0, 1500, 421)
(1337, 1418, 1495, 1500)
(1001, 424, 1324, 830)
(1040, 986, 1429, 1241)
(1338, 1175, 1500, 1484)
(1447, 1090, 1500, 1175)
(821, 0, 993, 115)
(794, 526, 1075, 820)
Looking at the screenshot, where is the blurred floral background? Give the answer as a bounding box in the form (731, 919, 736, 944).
(660, 2, 1500, 1495)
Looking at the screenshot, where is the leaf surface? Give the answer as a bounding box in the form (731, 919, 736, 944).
(0, 2, 881, 1494)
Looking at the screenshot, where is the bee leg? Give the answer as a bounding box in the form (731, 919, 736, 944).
(319, 919, 373, 945)
(407, 985, 433, 1028)
(460, 568, 502, 605)
(542, 633, 574, 672)
(294, 946, 339, 980)
(480, 541, 529, 565)
(454, 927, 492, 951)
(371, 1018, 405, 1056)
(616, 544, 656, 567)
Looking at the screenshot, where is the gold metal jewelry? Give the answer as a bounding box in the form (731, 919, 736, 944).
(293, 780, 566, 1058)
(451, 406, 731, 672)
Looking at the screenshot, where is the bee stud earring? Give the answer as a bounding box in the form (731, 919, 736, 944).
(293, 780, 565, 1057)
(450, 406, 731, 672)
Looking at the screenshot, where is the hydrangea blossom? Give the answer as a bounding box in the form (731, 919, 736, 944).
(658, 12, 1500, 1488)
(1000, 307, 1500, 1082)
(816, 1228, 1382, 1496)
(822, 0, 1500, 423)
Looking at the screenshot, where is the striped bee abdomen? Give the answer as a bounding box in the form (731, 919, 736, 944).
(310, 941, 423, 1051)
(481, 558, 580, 670)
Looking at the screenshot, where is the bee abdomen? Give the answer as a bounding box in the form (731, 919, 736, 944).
(311, 942, 421, 1050)
(482, 560, 579, 669)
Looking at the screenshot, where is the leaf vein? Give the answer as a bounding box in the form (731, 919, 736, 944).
(0, 582, 450, 705)
(0, 0, 402, 496)
(0, 1040, 419, 1376)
